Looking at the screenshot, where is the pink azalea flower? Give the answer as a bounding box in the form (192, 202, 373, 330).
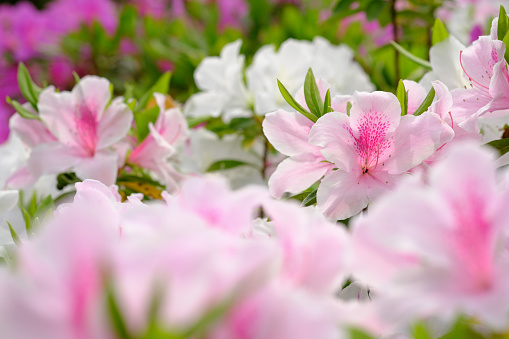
(350, 142, 509, 329)
(27, 76, 133, 185)
(167, 176, 269, 234)
(129, 93, 189, 193)
(309, 91, 451, 220)
(0, 193, 118, 339)
(210, 282, 341, 339)
(451, 36, 506, 131)
(262, 199, 349, 294)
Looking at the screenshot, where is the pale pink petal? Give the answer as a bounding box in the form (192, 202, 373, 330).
(330, 95, 352, 113)
(96, 97, 133, 149)
(461, 36, 505, 91)
(263, 110, 317, 157)
(9, 111, 55, 148)
(74, 150, 118, 185)
(268, 156, 333, 198)
(71, 76, 112, 121)
(316, 169, 368, 220)
(309, 112, 358, 171)
(38, 86, 80, 148)
(350, 91, 401, 136)
(487, 61, 509, 114)
(28, 142, 82, 177)
(384, 112, 451, 174)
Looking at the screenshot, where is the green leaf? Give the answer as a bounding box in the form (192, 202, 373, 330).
(503, 31, 509, 64)
(188, 116, 211, 128)
(432, 19, 449, 45)
(333, 0, 356, 14)
(349, 327, 375, 339)
(498, 5, 509, 40)
(277, 79, 317, 122)
(396, 80, 409, 116)
(207, 160, 255, 172)
(413, 87, 435, 116)
(34, 195, 54, 220)
(411, 322, 432, 339)
(17, 63, 42, 109)
(390, 41, 432, 69)
(135, 106, 159, 141)
(304, 68, 324, 118)
(106, 282, 133, 339)
(136, 72, 171, 113)
(301, 189, 317, 207)
(72, 71, 81, 84)
(56, 172, 81, 190)
(21, 207, 32, 234)
(487, 138, 509, 156)
(365, 0, 387, 21)
(323, 89, 333, 115)
(6, 97, 40, 120)
(6, 221, 21, 247)
(346, 101, 352, 116)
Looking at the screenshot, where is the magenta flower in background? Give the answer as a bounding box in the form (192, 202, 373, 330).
(45, 0, 118, 35)
(0, 2, 50, 62)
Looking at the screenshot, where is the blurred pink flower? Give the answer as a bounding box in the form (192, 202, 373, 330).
(351, 142, 509, 329)
(45, 0, 118, 35)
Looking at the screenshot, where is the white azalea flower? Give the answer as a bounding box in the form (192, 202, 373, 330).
(184, 39, 252, 123)
(247, 37, 374, 115)
(419, 36, 468, 90)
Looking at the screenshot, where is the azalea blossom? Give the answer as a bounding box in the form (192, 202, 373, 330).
(23, 76, 133, 185)
(350, 142, 509, 329)
(308, 91, 451, 220)
(184, 40, 252, 123)
(246, 37, 373, 115)
(129, 93, 189, 193)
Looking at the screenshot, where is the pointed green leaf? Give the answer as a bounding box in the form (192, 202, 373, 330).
(412, 322, 432, 339)
(6, 221, 21, 247)
(323, 88, 333, 115)
(349, 327, 375, 339)
(487, 138, 509, 156)
(413, 87, 435, 116)
(136, 72, 171, 112)
(333, 0, 355, 14)
(277, 79, 317, 122)
(135, 106, 159, 141)
(432, 19, 449, 45)
(106, 282, 133, 339)
(72, 71, 81, 84)
(207, 160, 256, 172)
(17, 63, 42, 109)
(6, 97, 40, 120)
(396, 80, 408, 116)
(21, 207, 32, 234)
(390, 41, 432, 69)
(304, 68, 324, 118)
(503, 31, 509, 64)
(346, 101, 352, 116)
(498, 5, 509, 40)
(301, 189, 317, 207)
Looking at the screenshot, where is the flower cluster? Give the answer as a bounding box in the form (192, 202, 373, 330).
(3, 1, 509, 338)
